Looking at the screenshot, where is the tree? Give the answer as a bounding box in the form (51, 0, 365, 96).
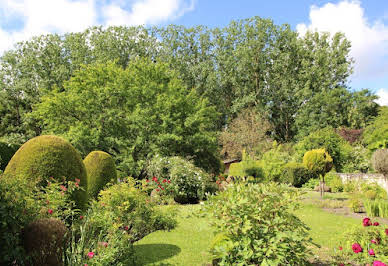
(303, 148, 333, 197)
(32, 59, 220, 177)
(363, 106, 388, 151)
(219, 109, 271, 159)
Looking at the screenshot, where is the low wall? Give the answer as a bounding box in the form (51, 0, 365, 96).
(336, 173, 388, 192)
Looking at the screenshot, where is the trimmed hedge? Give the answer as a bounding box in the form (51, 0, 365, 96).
(229, 160, 263, 179)
(281, 162, 311, 187)
(84, 151, 117, 199)
(3, 135, 87, 208)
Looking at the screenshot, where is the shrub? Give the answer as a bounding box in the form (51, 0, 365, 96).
(84, 151, 117, 199)
(349, 194, 363, 213)
(261, 144, 291, 182)
(360, 182, 387, 200)
(146, 155, 208, 204)
(295, 128, 351, 171)
(302, 178, 320, 190)
(88, 181, 176, 243)
(332, 218, 388, 265)
(325, 172, 344, 192)
(0, 141, 19, 170)
(23, 218, 68, 266)
(3, 135, 87, 208)
(342, 145, 371, 173)
(203, 182, 312, 265)
(228, 160, 263, 179)
(372, 149, 388, 176)
(281, 162, 312, 187)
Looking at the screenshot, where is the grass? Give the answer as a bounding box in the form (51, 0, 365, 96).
(134, 204, 214, 265)
(133, 191, 367, 265)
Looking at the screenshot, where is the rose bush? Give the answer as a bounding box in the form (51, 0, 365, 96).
(333, 217, 388, 265)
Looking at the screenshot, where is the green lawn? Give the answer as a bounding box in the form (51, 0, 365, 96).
(134, 192, 365, 265)
(134, 205, 214, 266)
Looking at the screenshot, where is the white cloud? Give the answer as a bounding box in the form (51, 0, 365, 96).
(297, 0, 388, 82)
(0, 0, 97, 52)
(103, 0, 195, 26)
(0, 0, 196, 53)
(376, 88, 388, 106)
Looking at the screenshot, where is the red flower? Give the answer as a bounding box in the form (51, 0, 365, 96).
(167, 180, 171, 184)
(373, 261, 387, 266)
(48, 209, 53, 214)
(352, 243, 363, 253)
(87, 252, 94, 259)
(371, 239, 378, 244)
(156, 188, 160, 192)
(162, 179, 167, 183)
(75, 178, 80, 183)
(124, 226, 129, 231)
(146, 179, 150, 183)
(84, 264, 88, 266)
(373, 222, 379, 226)
(339, 246, 343, 250)
(152, 176, 158, 182)
(60, 185, 67, 192)
(363, 217, 372, 226)
(80, 215, 84, 220)
(385, 229, 388, 236)
(369, 249, 375, 256)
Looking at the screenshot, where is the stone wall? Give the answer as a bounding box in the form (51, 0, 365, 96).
(336, 173, 388, 192)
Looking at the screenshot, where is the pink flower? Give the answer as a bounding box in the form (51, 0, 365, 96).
(60, 185, 67, 192)
(369, 249, 375, 256)
(75, 183, 79, 188)
(373, 261, 387, 266)
(363, 217, 372, 227)
(371, 239, 378, 244)
(352, 243, 363, 253)
(75, 178, 80, 183)
(80, 215, 84, 220)
(84, 264, 88, 266)
(99, 242, 108, 248)
(385, 228, 388, 236)
(87, 252, 94, 259)
(373, 222, 379, 226)
(48, 209, 53, 214)
(339, 246, 343, 250)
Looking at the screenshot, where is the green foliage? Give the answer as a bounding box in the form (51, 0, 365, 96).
(363, 106, 388, 151)
(333, 219, 388, 264)
(281, 162, 312, 187)
(3, 135, 87, 208)
(343, 180, 359, 193)
(89, 181, 176, 243)
(228, 160, 264, 179)
(296, 128, 351, 171)
(0, 141, 20, 170)
(33, 60, 220, 177)
(371, 149, 388, 176)
(360, 182, 387, 200)
(325, 172, 343, 192)
(342, 145, 371, 173)
(363, 199, 388, 218)
(0, 176, 80, 265)
(84, 151, 117, 199)
(260, 144, 292, 182)
(146, 155, 208, 204)
(23, 218, 68, 266)
(303, 148, 333, 178)
(348, 194, 363, 213)
(302, 178, 320, 190)
(203, 182, 312, 265)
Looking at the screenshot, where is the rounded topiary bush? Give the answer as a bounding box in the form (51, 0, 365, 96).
(83, 151, 117, 199)
(3, 135, 87, 207)
(23, 218, 68, 266)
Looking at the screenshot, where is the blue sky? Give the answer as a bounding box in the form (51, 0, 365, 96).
(0, 0, 387, 105)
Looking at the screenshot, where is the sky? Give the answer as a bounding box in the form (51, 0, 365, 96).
(0, 0, 388, 105)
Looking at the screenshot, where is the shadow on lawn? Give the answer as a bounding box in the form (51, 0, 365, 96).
(134, 243, 181, 265)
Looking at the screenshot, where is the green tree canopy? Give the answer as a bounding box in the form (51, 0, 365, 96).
(32, 59, 220, 177)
